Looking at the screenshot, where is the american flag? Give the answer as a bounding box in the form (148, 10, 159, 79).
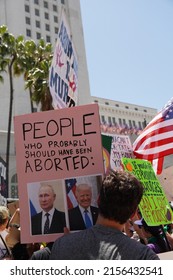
(65, 178, 78, 209)
(133, 98, 173, 174)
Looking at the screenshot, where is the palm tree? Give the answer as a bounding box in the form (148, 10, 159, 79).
(0, 25, 24, 192)
(0, 26, 53, 193)
(13, 39, 37, 112)
(26, 39, 53, 111)
(13, 38, 54, 112)
(16, 38, 54, 111)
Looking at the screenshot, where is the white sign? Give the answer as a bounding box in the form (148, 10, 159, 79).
(49, 10, 78, 109)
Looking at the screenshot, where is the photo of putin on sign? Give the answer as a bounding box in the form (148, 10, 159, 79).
(31, 184, 66, 235)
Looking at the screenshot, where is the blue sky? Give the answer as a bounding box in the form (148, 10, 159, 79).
(80, 0, 173, 111)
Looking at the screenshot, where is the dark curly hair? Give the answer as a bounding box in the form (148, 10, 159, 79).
(98, 169, 144, 224)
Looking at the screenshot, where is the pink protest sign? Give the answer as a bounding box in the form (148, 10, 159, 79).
(14, 104, 104, 243)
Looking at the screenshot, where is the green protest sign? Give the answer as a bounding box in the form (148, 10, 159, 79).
(122, 158, 173, 226)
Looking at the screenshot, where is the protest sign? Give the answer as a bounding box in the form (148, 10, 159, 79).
(14, 104, 104, 243)
(122, 158, 173, 226)
(49, 9, 78, 109)
(101, 134, 112, 175)
(103, 134, 134, 170)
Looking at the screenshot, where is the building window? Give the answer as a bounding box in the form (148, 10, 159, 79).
(33, 107, 37, 113)
(44, 1, 48, 8)
(115, 104, 119, 107)
(25, 17, 30, 25)
(36, 20, 40, 28)
(135, 107, 138, 111)
(129, 120, 132, 127)
(26, 29, 31, 37)
(36, 32, 41, 39)
(61, 0, 65, 4)
(34, 0, 39, 4)
(105, 102, 109, 105)
(144, 109, 147, 112)
(123, 119, 126, 125)
(55, 27, 59, 34)
(119, 118, 122, 126)
(132, 120, 136, 127)
(101, 115, 105, 123)
(108, 116, 112, 124)
(53, 4, 57, 12)
(25, 5, 30, 13)
(138, 121, 142, 129)
(54, 15, 58, 23)
(35, 8, 40, 16)
(112, 117, 116, 124)
(125, 106, 129, 109)
(45, 12, 49, 19)
(94, 100, 98, 103)
(46, 35, 51, 42)
(11, 174, 18, 199)
(45, 24, 50, 31)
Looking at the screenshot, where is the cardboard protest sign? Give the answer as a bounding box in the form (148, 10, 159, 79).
(7, 200, 19, 216)
(122, 158, 173, 226)
(14, 104, 104, 243)
(49, 9, 78, 109)
(103, 134, 134, 170)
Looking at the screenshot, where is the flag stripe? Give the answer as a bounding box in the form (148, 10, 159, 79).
(133, 120, 173, 151)
(65, 179, 77, 209)
(133, 98, 173, 174)
(151, 158, 164, 175)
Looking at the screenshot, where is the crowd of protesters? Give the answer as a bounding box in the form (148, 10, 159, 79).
(0, 169, 173, 260)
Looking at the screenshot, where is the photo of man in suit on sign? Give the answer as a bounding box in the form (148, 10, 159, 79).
(30, 184, 66, 235)
(68, 183, 98, 231)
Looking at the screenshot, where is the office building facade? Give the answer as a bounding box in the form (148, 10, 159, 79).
(0, 0, 91, 197)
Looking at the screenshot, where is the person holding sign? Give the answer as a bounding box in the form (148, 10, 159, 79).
(134, 218, 170, 254)
(68, 183, 98, 231)
(50, 170, 159, 260)
(31, 184, 66, 235)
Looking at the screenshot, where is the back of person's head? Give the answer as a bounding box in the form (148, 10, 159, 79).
(98, 169, 144, 224)
(0, 206, 9, 226)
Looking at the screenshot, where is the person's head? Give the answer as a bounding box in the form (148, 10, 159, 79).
(136, 218, 164, 240)
(135, 218, 169, 252)
(75, 184, 92, 209)
(0, 206, 10, 231)
(38, 185, 56, 212)
(98, 169, 144, 224)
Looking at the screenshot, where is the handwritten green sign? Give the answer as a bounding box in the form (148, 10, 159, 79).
(122, 158, 173, 226)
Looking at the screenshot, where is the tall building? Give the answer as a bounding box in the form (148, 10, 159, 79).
(0, 0, 91, 197)
(92, 96, 157, 130)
